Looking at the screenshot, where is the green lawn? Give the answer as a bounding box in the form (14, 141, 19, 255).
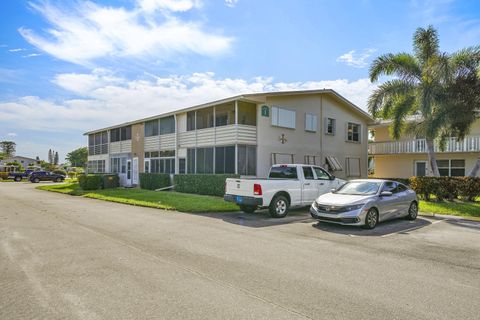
(419, 200, 480, 220)
(36, 183, 239, 213)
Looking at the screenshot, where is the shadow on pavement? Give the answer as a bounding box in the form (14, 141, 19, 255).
(312, 217, 432, 237)
(196, 207, 314, 228)
(444, 218, 480, 231)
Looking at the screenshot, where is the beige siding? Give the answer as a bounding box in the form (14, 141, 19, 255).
(256, 94, 369, 178)
(373, 153, 480, 178)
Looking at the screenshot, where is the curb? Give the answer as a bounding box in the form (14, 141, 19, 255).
(419, 212, 480, 223)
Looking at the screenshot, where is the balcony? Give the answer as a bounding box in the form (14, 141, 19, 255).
(177, 124, 257, 148)
(369, 135, 480, 155)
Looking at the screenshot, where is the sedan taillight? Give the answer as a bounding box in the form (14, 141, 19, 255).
(253, 184, 262, 195)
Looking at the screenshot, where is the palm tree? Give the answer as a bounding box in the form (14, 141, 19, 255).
(368, 26, 480, 177)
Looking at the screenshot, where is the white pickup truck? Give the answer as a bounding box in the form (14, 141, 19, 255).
(224, 164, 346, 218)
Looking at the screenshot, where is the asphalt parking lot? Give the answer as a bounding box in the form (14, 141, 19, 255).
(1, 182, 479, 319)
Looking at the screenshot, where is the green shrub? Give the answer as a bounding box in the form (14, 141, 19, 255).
(0, 172, 8, 180)
(67, 172, 76, 179)
(78, 174, 103, 190)
(139, 173, 171, 190)
(174, 174, 240, 197)
(102, 174, 120, 189)
(53, 170, 67, 176)
(457, 177, 480, 201)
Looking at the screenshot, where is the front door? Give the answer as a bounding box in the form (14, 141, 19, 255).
(301, 166, 318, 204)
(415, 161, 427, 176)
(132, 157, 139, 185)
(126, 160, 132, 186)
(313, 167, 333, 195)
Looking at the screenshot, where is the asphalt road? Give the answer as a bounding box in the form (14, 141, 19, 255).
(1, 182, 479, 320)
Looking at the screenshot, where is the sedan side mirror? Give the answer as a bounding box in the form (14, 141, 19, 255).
(380, 191, 393, 197)
(329, 175, 335, 180)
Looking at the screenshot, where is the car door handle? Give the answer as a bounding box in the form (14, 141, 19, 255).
(304, 183, 311, 186)
(318, 183, 324, 185)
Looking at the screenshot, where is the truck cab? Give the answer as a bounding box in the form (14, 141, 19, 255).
(224, 164, 345, 218)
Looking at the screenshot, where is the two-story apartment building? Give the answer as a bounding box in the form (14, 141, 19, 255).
(85, 89, 373, 186)
(369, 118, 480, 178)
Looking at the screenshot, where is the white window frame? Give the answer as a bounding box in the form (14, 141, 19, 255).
(305, 113, 318, 132)
(325, 118, 336, 135)
(346, 122, 361, 142)
(271, 106, 296, 129)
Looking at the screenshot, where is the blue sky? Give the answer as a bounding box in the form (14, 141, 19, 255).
(1, 0, 479, 161)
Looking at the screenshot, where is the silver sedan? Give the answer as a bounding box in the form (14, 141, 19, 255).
(310, 179, 418, 229)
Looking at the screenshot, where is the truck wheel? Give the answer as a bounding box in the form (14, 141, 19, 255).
(269, 195, 289, 218)
(54, 178, 62, 183)
(239, 205, 256, 214)
(14, 176, 22, 182)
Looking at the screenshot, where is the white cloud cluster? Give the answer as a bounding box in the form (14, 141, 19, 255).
(225, 0, 239, 7)
(336, 48, 377, 68)
(18, 0, 232, 65)
(0, 71, 376, 133)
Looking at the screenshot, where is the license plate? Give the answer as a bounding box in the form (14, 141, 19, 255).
(236, 196, 243, 203)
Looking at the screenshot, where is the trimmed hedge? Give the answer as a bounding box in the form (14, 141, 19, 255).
(78, 174, 119, 190)
(0, 172, 8, 180)
(139, 173, 171, 190)
(409, 176, 480, 201)
(174, 174, 240, 197)
(78, 174, 103, 190)
(102, 174, 120, 189)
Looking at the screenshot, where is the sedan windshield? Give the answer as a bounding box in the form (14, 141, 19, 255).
(335, 181, 381, 195)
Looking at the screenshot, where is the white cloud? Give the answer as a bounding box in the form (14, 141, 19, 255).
(138, 0, 201, 13)
(18, 0, 232, 65)
(0, 71, 376, 133)
(225, 0, 239, 7)
(8, 48, 26, 52)
(22, 53, 41, 58)
(336, 48, 377, 68)
(7, 132, 17, 137)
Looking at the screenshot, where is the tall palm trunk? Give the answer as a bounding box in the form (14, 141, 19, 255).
(468, 157, 480, 177)
(426, 139, 440, 176)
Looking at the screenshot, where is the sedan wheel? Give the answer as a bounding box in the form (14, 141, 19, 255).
(33, 178, 40, 183)
(363, 208, 378, 229)
(406, 202, 418, 220)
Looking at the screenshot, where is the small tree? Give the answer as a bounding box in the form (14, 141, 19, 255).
(54, 151, 59, 165)
(65, 147, 88, 167)
(0, 141, 16, 158)
(48, 149, 53, 164)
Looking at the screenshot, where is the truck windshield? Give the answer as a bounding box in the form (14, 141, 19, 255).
(269, 166, 298, 179)
(335, 181, 381, 195)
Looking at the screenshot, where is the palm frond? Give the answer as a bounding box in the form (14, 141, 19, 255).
(367, 79, 415, 118)
(413, 25, 440, 64)
(369, 53, 421, 82)
(389, 95, 416, 140)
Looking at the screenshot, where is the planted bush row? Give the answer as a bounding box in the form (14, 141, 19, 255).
(0, 172, 8, 180)
(78, 174, 119, 190)
(409, 176, 480, 201)
(173, 174, 240, 197)
(139, 173, 171, 190)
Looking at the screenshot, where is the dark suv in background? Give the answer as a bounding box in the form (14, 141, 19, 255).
(29, 171, 65, 183)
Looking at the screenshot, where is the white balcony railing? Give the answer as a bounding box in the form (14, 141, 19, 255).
(369, 135, 480, 155)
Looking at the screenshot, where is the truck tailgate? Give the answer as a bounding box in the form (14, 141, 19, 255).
(225, 178, 255, 197)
